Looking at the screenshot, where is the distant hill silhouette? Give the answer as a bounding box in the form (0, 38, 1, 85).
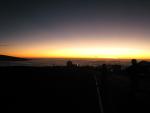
(0, 55, 28, 61)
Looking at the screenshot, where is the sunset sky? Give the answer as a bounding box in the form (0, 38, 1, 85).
(1, 0, 150, 59)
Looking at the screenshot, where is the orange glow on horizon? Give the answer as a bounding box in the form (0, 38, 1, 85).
(2, 47, 150, 59)
(1, 32, 150, 59)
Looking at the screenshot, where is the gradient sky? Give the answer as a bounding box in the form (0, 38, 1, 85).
(1, 0, 150, 59)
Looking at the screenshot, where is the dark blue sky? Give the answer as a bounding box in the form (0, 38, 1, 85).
(0, 0, 150, 37)
(1, 0, 150, 58)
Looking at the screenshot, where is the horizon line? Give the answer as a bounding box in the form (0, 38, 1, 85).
(1, 54, 150, 60)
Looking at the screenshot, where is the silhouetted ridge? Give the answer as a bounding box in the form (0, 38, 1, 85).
(0, 55, 28, 61)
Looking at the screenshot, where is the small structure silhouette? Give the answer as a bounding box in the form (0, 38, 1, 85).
(131, 59, 137, 66)
(66, 60, 73, 67)
(66, 60, 78, 67)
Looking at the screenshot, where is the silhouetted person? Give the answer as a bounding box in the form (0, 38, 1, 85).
(101, 64, 110, 86)
(127, 59, 139, 108)
(101, 64, 107, 76)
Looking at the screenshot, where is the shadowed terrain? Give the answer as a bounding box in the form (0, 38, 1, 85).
(0, 64, 150, 113)
(0, 55, 28, 61)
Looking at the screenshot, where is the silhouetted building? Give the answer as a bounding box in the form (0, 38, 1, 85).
(66, 60, 73, 67)
(66, 60, 78, 67)
(138, 60, 150, 67)
(128, 59, 150, 74)
(138, 60, 150, 74)
(131, 59, 138, 66)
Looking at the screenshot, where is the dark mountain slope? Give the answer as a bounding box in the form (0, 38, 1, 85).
(0, 55, 28, 61)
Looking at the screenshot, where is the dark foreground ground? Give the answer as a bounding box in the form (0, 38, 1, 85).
(0, 66, 150, 113)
